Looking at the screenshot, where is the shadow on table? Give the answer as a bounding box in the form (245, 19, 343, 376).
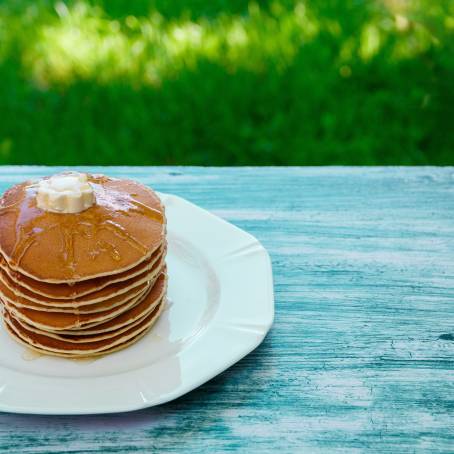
(1, 332, 276, 435)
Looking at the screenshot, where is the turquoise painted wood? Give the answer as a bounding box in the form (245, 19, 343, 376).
(0, 166, 453, 453)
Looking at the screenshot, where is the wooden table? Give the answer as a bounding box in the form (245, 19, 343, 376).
(0, 167, 453, 452)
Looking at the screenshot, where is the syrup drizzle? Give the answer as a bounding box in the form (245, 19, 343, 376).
(0, 176, 164, 279)
(101, 220, 148, 253)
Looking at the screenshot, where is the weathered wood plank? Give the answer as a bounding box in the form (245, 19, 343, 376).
(0, 167, 453, 453)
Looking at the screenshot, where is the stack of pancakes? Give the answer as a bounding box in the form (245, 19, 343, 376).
(0, 173, 167, 358)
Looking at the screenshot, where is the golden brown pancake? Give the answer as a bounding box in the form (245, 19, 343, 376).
(15, 296, 164, 343)
(4, 288, 146, 331)
(0, 281, 149, 317)
(0, 253, 166, 307)
(0, 174, 166, 282)
(5, 313, 161, 358)
(0, 172, 168, 358)
(0, 244, 165, 299)
(4, 301, 164, 355)
(0, 251, 166, 311)
(5, 272, 166, 331)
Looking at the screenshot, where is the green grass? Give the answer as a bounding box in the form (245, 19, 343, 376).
(0, 0, 453, 165)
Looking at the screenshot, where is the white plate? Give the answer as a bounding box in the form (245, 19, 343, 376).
(0, 193, 274, 414)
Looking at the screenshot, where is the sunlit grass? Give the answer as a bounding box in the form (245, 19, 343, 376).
(17, 1, 318, 87)
(0, 0, 449, 87)
(0, 0, 452, 166)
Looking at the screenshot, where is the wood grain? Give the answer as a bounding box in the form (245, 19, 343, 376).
(0, 166, 453, 453)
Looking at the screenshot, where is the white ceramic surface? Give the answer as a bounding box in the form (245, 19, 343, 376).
(0, 193, 274, 415)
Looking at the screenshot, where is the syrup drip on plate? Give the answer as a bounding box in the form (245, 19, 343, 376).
(21, 347, 99, 363)
(21, 347, 44, 361)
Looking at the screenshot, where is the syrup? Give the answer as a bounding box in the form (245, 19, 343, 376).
(0, 175, 164, 280)
(21, 347, 44, 361)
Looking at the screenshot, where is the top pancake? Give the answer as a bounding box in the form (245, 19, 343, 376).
(0, 174, 166, 283)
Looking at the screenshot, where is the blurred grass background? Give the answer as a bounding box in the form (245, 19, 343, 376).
(0, 0, 453, 165)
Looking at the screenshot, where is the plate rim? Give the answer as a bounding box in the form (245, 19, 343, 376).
(0, 193, 274, 415)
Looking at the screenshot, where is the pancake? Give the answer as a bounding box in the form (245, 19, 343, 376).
(0, 251, 166, 311)
(0, 172, 168, 358)
(0, 174, 166, 282)
(5, 312, 162, 358)
(4, 300, 164, 356)
(0, 275, 152, 314)
(15, 296, 164, 343)
(5, 272, 167, 331)
(2, 280, 151, 314)
(0, 243, 165, 299)
(4, 287, 148, 331)
(50, 276, 167, 335)
(0, 252, 166, 307)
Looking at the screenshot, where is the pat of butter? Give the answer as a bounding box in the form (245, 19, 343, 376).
(36, 172, 95, 213)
